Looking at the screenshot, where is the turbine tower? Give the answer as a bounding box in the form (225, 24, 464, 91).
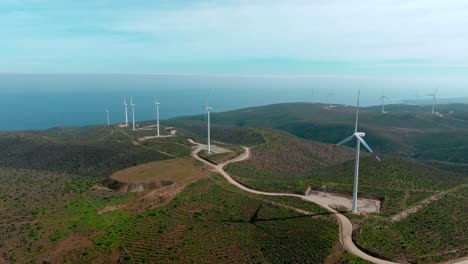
(379, 95, 390, 114)
(123, 99, 128, 126)
(131, 97, 136, 131)
(106, 109, 110, 126)
(205, 106, 213, 153)
(332, 90, 381, 213)
(426, 88, 438, 114)
(155, 97, 160, 136)
(328, 90, 335, 108)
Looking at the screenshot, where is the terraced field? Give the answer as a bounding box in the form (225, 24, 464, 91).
(116, 177, 339, 263)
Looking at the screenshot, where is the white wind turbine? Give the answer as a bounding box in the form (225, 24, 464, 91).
(131, 97, 136, 131)
(123, 99, 129, 126)
(426, 88, 438, 114)
(155, 97, 160, 136)
(328, 90, 335, 108)
(379, 94, 390, 114)
(106, 109, 110, 126)
(202, 88, 213, 153)
(333, 90, 381, 213)
(204, 105, 213, 154)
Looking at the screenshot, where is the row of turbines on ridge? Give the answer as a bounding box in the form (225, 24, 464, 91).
(105, 97, 214, 153)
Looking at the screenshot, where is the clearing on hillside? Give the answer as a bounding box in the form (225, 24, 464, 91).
(108, 158, 211, 210)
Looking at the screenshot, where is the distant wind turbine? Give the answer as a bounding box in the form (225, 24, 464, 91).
(123, 99, 129, 126)
(131, 97, 136, 131)
(202, 89, 213, 154)
(205, 106, 213, 154)
(155, 97, 160, 136)
(426, 88, 438, 114)
(327, 90, 335, 108)
(379, 95, 390, 114)
(106, 109, 110, 126)
(332, 90, 381, 213)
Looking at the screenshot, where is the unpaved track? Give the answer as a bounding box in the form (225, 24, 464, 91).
(188, 138, 397, 264)
(391, 184, 468, 222)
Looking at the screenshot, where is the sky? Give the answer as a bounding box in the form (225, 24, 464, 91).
(1, 0, 468, 81)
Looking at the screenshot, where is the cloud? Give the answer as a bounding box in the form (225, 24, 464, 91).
(0, 0, 468, 74)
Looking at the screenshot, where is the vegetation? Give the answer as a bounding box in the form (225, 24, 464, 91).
(354, 185, 468, 263)
(172, 102, 468, 172)
(0, 127, 190, 178)
(2, 105, 468, 263)
(116, 176, 339, 263)
(0, 167, 129, 263)
(165, 120, 267, 146)
(138, 136, 193, 157)
(0, 165, 341, 263)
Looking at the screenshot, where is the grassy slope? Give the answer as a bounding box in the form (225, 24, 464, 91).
(0, 167, 340, 263)
(225, 129, 355, 193)
(0, 124, 343, 263)
(0, 126, 192, 178)
(0, 167, 133, 263)
(216, 126, 467, 263)
(225, 129, 466, 214)
(354, 185, 468, 263)
(117, 176, 339, 263)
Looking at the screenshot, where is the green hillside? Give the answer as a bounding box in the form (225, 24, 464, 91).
(224, 129, 466, 215)
(0, 126, 192, 178)
(171, 103, 468, 172)
(0, 124, 343, 263)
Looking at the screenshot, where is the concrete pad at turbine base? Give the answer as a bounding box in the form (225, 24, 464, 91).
(197, 144, 232, 154)
(303, 191, 381, 213)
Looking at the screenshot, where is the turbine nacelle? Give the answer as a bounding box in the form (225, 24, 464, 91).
(355, 132, 365, 137)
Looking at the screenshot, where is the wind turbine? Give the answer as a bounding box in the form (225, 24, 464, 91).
(204, 106, 213, 153)
(155, 97, 160, 136)
(106, 109, 110, 126)
(202, 88, 213, 153)
(123, 99, 129, 126)
(426, 88, 438, 114)
(332, 90, 381, 213)
(379, 95, 390, 114)
(327, 90, 335, 108)
(131, 97, 136, 131)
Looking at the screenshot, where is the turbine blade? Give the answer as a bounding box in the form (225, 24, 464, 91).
(357, 136, 381, 161)
(354, 89, 360, 133)
(333, 135, 354, 148)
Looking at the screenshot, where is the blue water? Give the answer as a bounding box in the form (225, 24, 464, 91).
(0, 74, 466, 131)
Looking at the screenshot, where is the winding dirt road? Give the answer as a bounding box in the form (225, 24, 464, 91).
(188, 138, 397, 264)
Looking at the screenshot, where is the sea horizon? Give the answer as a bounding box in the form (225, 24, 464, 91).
(1, 74, 467, 131)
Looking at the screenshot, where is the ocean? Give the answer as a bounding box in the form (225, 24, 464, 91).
(0, 74, 465, 131)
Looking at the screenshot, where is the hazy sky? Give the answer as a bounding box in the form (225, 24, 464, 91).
(1, 0, 468, 80)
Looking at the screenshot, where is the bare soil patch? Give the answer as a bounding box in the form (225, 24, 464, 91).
(103, 158, 211, 212)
